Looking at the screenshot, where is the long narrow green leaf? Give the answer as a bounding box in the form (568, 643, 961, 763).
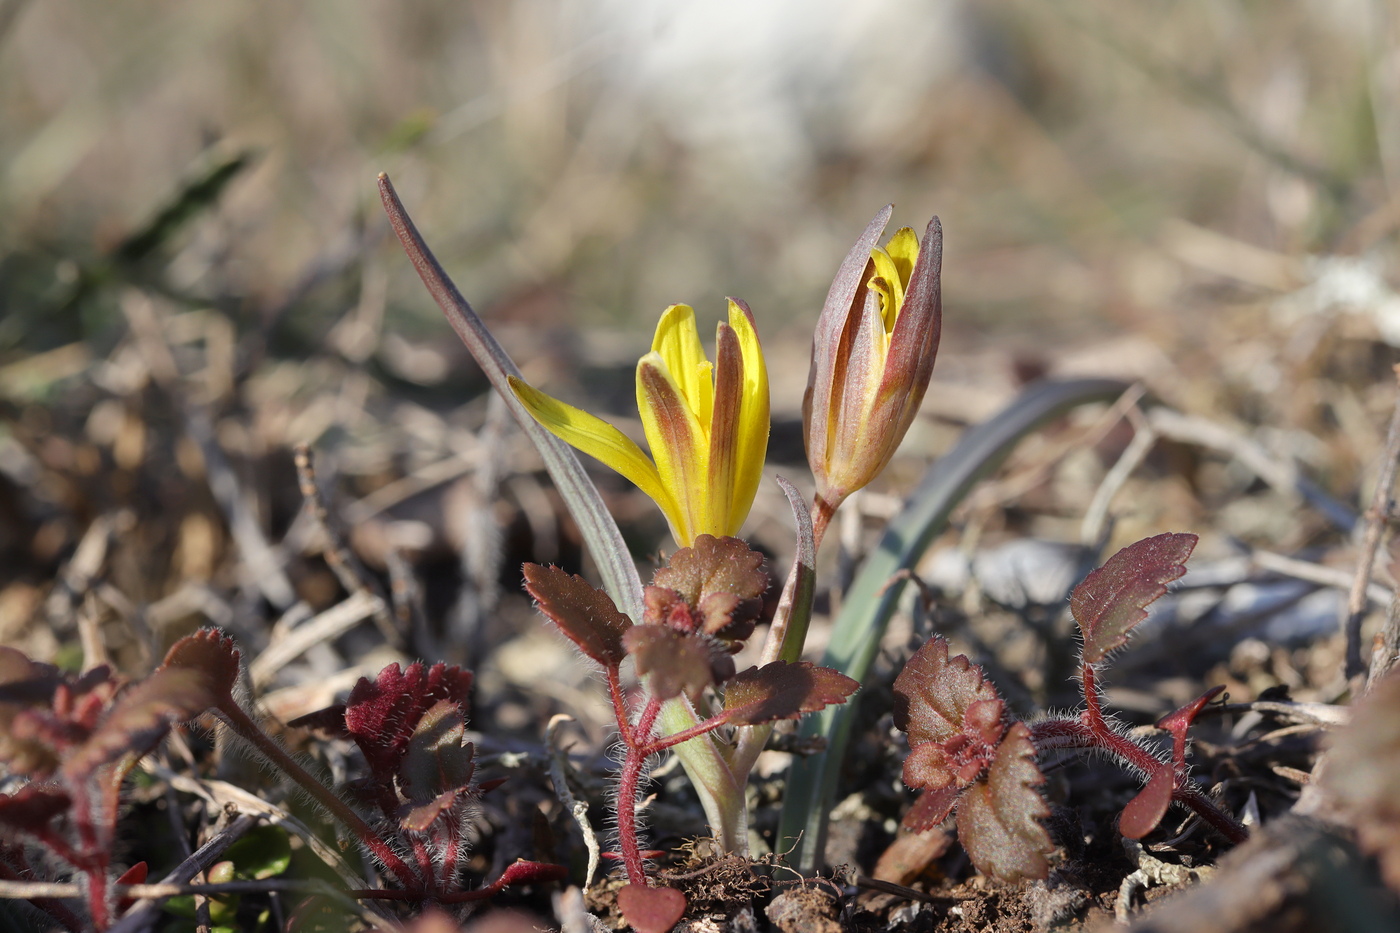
(777, 378, 1130, 871)
(378, 173, 644, 622)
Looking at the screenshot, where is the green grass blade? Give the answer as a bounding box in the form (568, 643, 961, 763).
(777, 378, 1130, 871)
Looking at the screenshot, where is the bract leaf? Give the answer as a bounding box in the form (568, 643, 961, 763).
(720, 661, 858, 726)
(617, 883, 687, 933)
(523, 563, 633, 666)
(955, 723, 1052, 882)
(624, 627, 714, 700)
(1071, 532, 1197, 664)
(1120, 765, 1174, 839)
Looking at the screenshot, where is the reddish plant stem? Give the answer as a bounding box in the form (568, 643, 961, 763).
(811, 496, 837, 553)
(1030, 716, 1247, 843)
(438, 807, 463, 897)
(616, 697, 664, 886)
(606, 665, 634, 747)
(643, 714, 729, 756)
(1081, 663, 1103, 727)
(214, 700, 422, 890)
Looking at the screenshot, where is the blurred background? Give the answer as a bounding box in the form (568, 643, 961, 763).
(1, 0, 1398, 702)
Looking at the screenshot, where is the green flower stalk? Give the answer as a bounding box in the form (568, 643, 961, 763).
(510, 300, 770, 548)
(804, 207, 943, 538)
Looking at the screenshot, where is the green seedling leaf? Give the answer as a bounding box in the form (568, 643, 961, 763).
(1070, 532, 1197, 664)
(617, 883, 687, 933)
(401, 700, 475, 802)
(624, 627, 715, 700)
(719, 662, 858, 726)
(1120, 765, 1174, 839)
(956, 723, 1052, 882)
(222, 825, 293, 880)
(523, 563, 633, 666)
(160, 628, 242, 703)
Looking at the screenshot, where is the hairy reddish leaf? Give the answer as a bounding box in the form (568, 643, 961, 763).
(0, 785, 72, 833)
(624, 626, 715, 699)
(63, 667, 215, 780)
(955, 723, 1052, 882)
(617, 883, 687, 933)
(343, 661, 474, 784)
(160, 628, 243, 702)
(1071, 533, 1196, 664)
(523, 563, 633, 666)
(893, 637, 1002, 749)
(1325, 670, 1400, 890)
(400, 788, 463, 834)
(647, 535, 766, 643)
(901, 785, 960, 833)
(719, 662, 858, 726)
(400, 700, 474, 802)
(1120, 765, 1174, 839)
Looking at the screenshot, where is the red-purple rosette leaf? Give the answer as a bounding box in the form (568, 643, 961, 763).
(400, 700, 474, 802)
(160, 628, 243, 702)
(0, 784, 71, 832)
(901, 785, 960, 833)
(1120, 765, 1174, 839)
(523, 563, 633, 666)
(1325, 670, 1400, 889)
(719, 661, 858, 726)
(1071, 533, 1197, 664)
(343, 661, 474, 782)
(617, 883, 687, 933)
(955, 722, 1052, 882)
(624, 626, 714, 699)
(63, 667, 216, 779)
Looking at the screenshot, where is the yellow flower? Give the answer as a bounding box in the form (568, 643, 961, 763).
(804, 207, 943, 510)
(510, 301, 769, 547)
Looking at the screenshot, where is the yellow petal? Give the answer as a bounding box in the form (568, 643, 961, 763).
(726, 299, 769, 534)
(652, 304, 714, 428)
(637, 353, 708, 545)
(869, 227, 920, 332)
(508, 375, 681, 525)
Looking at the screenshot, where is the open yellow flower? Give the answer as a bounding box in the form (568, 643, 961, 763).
(509, 301, 769, 547)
